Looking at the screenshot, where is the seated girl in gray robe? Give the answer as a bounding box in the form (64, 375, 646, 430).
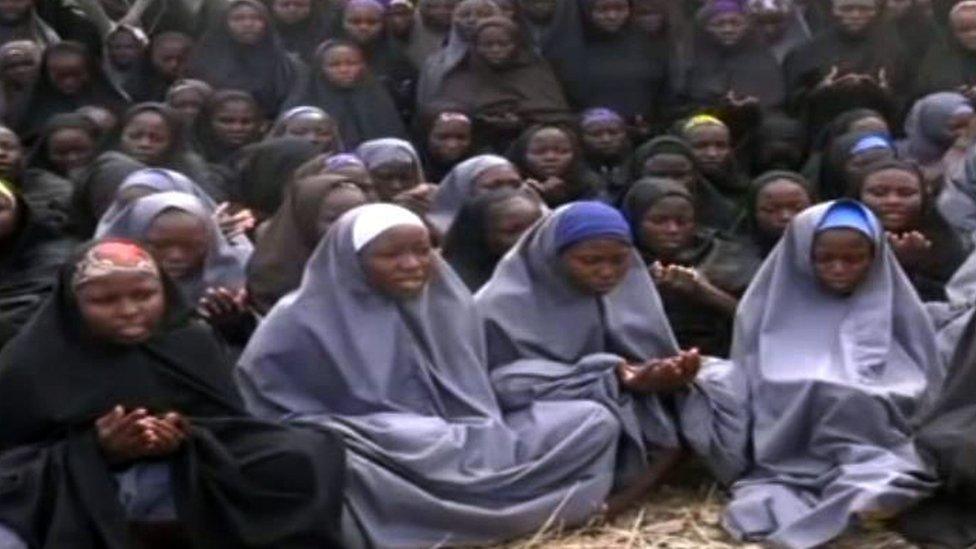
(722, 200, 943, 548)
(236, 203, 627, 548)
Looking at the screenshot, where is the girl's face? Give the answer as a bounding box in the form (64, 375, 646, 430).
(561, 237, 632, 295)
(589, 0, 631, 34)
(484, 195, 541, 255)
(525, 128, 574, 178)
(211, 99, 261, 147)
(633, 0, 666, 35)
(283, 115, 338, 152)
(754, 179, 811, 237)
(107, 29, 144, 69)
(150, 38, 191, 79)
(121, 111, 173, 164)
(361, 225, 434, 299)
(643, 153, 696, 190)
(812, 228, 874, 295)
(475, 25, 517, 67)
(686, 124, 732, 178)
(640, 196, 696, 257)
(47, 52, 89, 96)
(419, 0, 458, 31)
(0, 128, 22, 180)
(370, 160, 418, 200)
(227, 4, 268, 45)
(321, 45, 367, 88)
(581, 119, 627, 159)
(316, 185, 368, 239)
(474, 164, 521, 193)
(75, 271, 166, 345)
(454, 0, 499, 41)
(833, 0, 878, 36)
(952, 9, 976, 51)
(0, 193, 18, 241)
(144, 210, 210, 281)
(168, 88, 207, 124)
(47, 127, 96, 175)
(859, 168, 923, 233)
(705, 12, 750, 47)
(344, 3, 385, 45)
(387, 4, 415, 38)
(273, 0, 311, 24)
(428, 117, 472, 162)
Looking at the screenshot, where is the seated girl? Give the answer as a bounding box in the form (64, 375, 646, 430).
(723, 200, 942, 548)
(853, 159, 967, 301)
(476, 201, 750, 485)
(191, 89, 265, 166)
(355, 137, 434, 213)
(579, 108, 634, 205)
(734, 170, 815, 263)
(268, 106, 345, 154)
(417, 109, 476, 182)
(427, 153, 522, 236)
(237, 203, 624, 547)
(442, 186, 544, 291)
(622, 177, 756, 357)
(0, 239, 345, 548)
(507, 124, 604, 207)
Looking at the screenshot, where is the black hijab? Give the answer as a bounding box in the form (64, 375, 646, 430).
(736, 169, 814, 258)
(231, 136, 320, 216)
(506, 123, 603, 207)
(916, 24, 976, 96)
(542, 0, 669, 121)
(633, 135, 740, 230)
(0, 239, 345, 548)
(17, 41, 126, 138)
(191, 89, 263, 165)
(186, 0, 302, 118)
(283, 39, 407, 147)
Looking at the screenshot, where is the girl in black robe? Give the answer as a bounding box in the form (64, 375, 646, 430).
(915, 1, 976, 97)
(621, 177, 754, 357)
(543, 0, 670, 129)
(680, 0, 785, 112)
(0, 182, 74, 349)
(0, 40, 40, 129)
(185, 0, 303, 118)
(579, 107, 634, 205)
(734, 169, 815, 261)
(284, 39, 407, 147)
(16, 41, 127, 138)
(0, 238, 345, 548)
(417, 108, 477, 182)
(677, 114, 752, 208)
(506, 123, 604, 207)
(270, 0, 342, 61)
(190, 89, 264, 166)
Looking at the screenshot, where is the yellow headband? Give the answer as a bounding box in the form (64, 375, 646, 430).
(683, 114, 727, 132)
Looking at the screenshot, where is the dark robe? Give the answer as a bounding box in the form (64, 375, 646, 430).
(70, 151, 144, 237)
(283, 46, 407, 148)
(343, 31, 419, 122)
(732, 170, 814, 263)
(916, 32, 976, 97)
(16, 42, 127, 139)
(506, 125, 604, 207)
(0, 196, 73, 349)
(273, 1, 341, 61)
(542, 0, 669, 122)
(229, 137, 319, 218)
(0, 247, 345, 548)
(185, 0, 303, 118)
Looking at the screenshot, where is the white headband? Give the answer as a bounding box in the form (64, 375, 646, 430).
(352, 204, 426, 252)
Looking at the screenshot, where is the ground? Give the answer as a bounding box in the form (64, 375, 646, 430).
(494, 463, 921, 549)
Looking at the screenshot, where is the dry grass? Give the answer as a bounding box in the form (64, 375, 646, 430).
(492, 463, 920, 549)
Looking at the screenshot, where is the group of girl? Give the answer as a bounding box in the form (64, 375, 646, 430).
(3, 0, 976, 548)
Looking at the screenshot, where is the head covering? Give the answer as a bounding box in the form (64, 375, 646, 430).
(620, 176, 694, 242)
(233, 137, 320, 215)
(737, 170, 813, 256)
(247, 174, 369, 313)
(902, 92, 973, 164)
(25, 112, 102, 175)
(428, 154, 515, 234)
(185, 0, 299, 117)
(351, 203, 425, 251)
(818, 130, 895, 200)
(0, 239, 345, 547)
(269, 106, 344, 152)
(355, 137, 426, 184)
(191, 89, 262, 165)
(282, 39, 408, 147)
(70, 239, 159, 289)
(815, 198, 879, 240)
(237, 202, 619, 547)
(696, 0, 747, 22)
(722, 200, 941, 548)
(553, 201, 631, 252)
(94, 192, 249, 301)
(580, 108, 625, 128)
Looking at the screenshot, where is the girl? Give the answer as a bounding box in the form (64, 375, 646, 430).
(247, 173, 370, 313)
(191, 89, 264, 166)
(267, 106, 343, 154)
(816, 130, 896, 199)
(164, 78, 213, 127)
(735, 170, 815, 262)
(428, 153, 522, 235)
(269, 0, 341, 61)
(679, 114, 751, 206)
(238, 202, 627, 547)
(186, 0, 302, 118)
(579, 108, 634, 205)
(507, 124, 603, 207)
(418, 109, 475, 181)
(0, 40, 40, 128)
(899, 92, 974, 186)
(230, 136, 320, 219)
(0, 239, 345, 548)
(723, 200, 941, 548)
(355, 137, 431, 210)
(284, 39, 407, 147)
(915, 0, 976, 95)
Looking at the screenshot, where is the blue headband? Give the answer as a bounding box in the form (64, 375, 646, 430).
(816, 200, 878, 241)
(554, 201, 633, 252)
(850, 135, 893, 155)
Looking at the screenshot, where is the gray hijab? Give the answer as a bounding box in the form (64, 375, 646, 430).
(236, 203, 624, 547)
(95, 168, 253, 260)
(475, 204, 751, 484)
(354, 137, 426, 181)
(723, 201, 942, 548)
(937, 144, 976, 243)
(428, 154, 514, 234)
(94, 191, 249, 302)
